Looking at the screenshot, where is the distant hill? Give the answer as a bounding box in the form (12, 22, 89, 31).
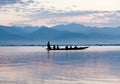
(0, 23, 120, 45)
(29, 26, 88, 40)
(52, 23, 91, 33)
(52, 23, 120, 36)
(12, 26, 40, 33)
(0, 25, 26, 35)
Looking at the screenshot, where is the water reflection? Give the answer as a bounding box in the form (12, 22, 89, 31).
(0, 46, 120, 84)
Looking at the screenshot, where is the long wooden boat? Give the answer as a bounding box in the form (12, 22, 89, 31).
(47, 46, 89, 50)
(47, 41, 89, 50)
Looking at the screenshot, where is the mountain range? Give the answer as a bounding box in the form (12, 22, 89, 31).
(0, 23, 120, 45)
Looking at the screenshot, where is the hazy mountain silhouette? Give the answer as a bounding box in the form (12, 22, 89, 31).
(52, 23, 90, 33)
(52, 23, 120, 36)
(12, 26, 40, 33)
(0, 24, 120, 45)
(29, 26, 88, 40)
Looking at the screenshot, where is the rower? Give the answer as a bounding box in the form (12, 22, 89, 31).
(53, 45, 56, 49)
(74, 45, 77, 49)
(57, 45, 59, 49)
(65, 45, 68, 50)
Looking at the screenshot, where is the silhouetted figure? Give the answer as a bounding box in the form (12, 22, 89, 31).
(57, 45, 59, 49)
(47, 41, 51, 50)
(74, 45, 77, 49)
(70, 45, 72, 49)
(65, 45, 68, 50)
(53, 45, 56, 49)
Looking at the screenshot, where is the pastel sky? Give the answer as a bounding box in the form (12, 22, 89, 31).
(0, 0, 120, 27)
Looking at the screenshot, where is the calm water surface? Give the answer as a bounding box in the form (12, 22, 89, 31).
(0, 46, 120, 84)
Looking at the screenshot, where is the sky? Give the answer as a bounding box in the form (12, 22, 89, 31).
(0, 0, 120, 27)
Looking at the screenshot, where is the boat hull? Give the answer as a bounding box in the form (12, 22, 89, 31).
(47, 47, 89, 50)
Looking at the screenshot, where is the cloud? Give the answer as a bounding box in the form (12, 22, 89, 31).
(0, 0, 20, 5)
(26, 10, 120, 27)
(30, 11, 101, 19)
(0, 0, 34, 6)
(0, 0, 120, 27)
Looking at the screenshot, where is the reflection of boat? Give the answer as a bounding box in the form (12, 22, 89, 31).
(47, 41, 89, 50)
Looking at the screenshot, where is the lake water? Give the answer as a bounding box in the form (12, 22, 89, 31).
(0, 46, 120, 84)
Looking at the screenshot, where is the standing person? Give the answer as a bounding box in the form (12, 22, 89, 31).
(47, 41, 51, 50)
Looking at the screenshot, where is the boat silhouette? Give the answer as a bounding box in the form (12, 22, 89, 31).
(47, 41, 89, 50)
